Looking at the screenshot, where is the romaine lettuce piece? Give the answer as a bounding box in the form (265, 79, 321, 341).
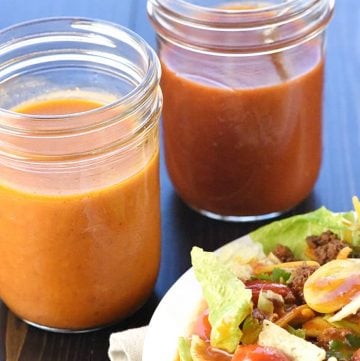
(191, 247, 252, 353)
(217, 235, 267, 280)
(178, 337, 193, 361)
(189, 335, 210, 361)
(250, 207, 351, 259)
(344, 196, 360, 247)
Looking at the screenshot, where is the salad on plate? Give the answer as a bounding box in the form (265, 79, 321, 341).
(177, 197, 360, 361)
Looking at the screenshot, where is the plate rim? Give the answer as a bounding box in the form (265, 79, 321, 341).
(142, 233, 253, 361)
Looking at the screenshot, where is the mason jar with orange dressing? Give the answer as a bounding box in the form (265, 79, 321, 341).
(148, 0, 334, 221)
(0, 18, 162, 331)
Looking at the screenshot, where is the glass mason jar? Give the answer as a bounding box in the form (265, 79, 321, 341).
(0, 18, 162, 332)
(148, 0, 334, 221)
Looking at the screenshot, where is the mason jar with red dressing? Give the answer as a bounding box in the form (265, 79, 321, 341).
(148, 0, 334, 221)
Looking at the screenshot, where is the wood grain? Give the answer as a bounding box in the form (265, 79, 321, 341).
(5, 313, 28, 361)
(0, 0, 358, 360)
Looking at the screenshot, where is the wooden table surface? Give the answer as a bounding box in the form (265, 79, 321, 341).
(0, 0, 357, 360)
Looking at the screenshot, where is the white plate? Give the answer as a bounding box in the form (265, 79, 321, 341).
(142, 234, 255, 361)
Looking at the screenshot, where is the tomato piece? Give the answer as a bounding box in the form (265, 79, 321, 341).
(245, 280, 294, 304)
(232, 344, 291, 361)
(194, 308, 211, 341)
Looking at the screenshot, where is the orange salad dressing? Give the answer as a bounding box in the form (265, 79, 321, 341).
(0, 98, 160, 330)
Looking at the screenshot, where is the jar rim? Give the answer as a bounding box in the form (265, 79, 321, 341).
(0, 17, 161, 126)
(151, 0, 309, 19)
(148, 0, 335, 54)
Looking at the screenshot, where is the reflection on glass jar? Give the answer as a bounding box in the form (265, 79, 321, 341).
(148, 0, 334, 221)
(0, 18, 162, 331)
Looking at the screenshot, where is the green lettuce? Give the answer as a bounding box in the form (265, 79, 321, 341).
(191, 247, 252, 353)
(250, 207, 352, 259)
(178, 337, 192, 361)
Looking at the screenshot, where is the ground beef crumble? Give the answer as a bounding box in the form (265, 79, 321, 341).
(306, 230, 348, 265)
(252, 308, 266, 322)
(316, 327, 351, 350)
(288, 265, 318, 304)
(272, 244, 295, 263)
(252, 308, 280, 323)
(347, 310, 360, 323)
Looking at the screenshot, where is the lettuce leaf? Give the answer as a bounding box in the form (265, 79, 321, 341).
(217, 235, 267, 280)
(178, 337, 193, 361)
(191, 247, 252, 353)
(250, 207, 351, 259)
(343, 196, 360, 247)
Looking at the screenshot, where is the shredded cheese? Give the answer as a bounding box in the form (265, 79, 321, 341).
(253, 260, 319, 275)
(336, 247, 353, 260)
(328, 293, 360, 322)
